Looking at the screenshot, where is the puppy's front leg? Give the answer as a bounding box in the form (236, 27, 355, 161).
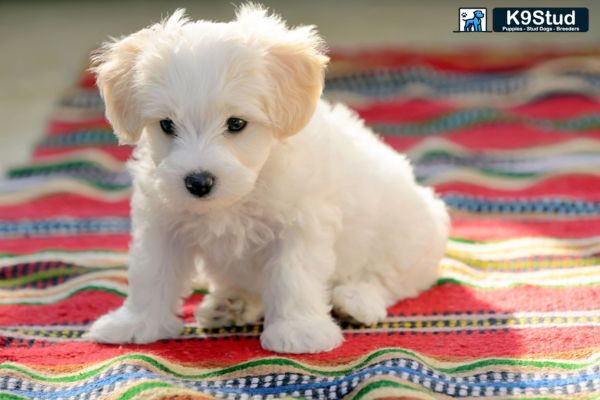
(87, 212, 194, 344)
(260, 227, 343, 353)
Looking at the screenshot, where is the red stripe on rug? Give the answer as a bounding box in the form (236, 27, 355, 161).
(2, 327, 597, 366)
(511, 95, 600, 119)
(356, 96, 600, 122)
(329, 48, 599, 73)
(0, 235, 129, 253)
(388, 284, 600, 315)
(435, 175, 600, 202)
(355, 100, 456, 122)
(0, 195, 129, 219)
(49, 118, 110, 135)
(33, 146, 132, 162)
(450, 217, 600, 240)
(80, 73, 96, 89)
(0, 291, 126, 325)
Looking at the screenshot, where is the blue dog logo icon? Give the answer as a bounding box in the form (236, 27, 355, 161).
(456, 8, 488, 32)
(463, 9, 485, 31)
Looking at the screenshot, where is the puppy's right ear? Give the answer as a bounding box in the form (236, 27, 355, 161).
(92, 29, 153, 145)
(93, 10, 189, 144)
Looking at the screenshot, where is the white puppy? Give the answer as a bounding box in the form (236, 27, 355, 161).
(87, 4, 449, 354)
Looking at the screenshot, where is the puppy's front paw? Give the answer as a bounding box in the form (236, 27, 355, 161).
(195, 293, 263, 328)
(260, 318, 343, 353)
(86, 306, 183, 344)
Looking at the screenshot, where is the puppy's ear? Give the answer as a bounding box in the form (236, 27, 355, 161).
(92, 31, 150, 145)
(267, 29, 329, 139)
(92, 9, 189, 145)
(237, 5, 329, 139)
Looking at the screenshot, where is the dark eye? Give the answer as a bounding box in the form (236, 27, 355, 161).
(159, 119, 176, 136)
(226, 117, 247, 133)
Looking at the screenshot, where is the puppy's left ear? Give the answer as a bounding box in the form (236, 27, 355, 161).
(238, 6, 329, 139)
(267, 27, 329, 139)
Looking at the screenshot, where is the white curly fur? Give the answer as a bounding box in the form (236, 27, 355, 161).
(86, 4, 450, 354)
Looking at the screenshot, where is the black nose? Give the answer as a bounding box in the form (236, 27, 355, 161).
(184, 172, 215, 198)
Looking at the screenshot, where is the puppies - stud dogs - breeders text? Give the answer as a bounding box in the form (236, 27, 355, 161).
(86, 4, 450, 354)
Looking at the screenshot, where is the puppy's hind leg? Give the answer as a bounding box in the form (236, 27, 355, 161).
(332, 277, 392, 325)
(195, 288, 263, 328)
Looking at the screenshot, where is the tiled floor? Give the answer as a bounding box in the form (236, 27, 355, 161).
(0, 0, 596, 173)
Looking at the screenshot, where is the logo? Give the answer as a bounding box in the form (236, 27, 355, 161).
(456, 8, 489, 32)
(493, 8, 588, 32)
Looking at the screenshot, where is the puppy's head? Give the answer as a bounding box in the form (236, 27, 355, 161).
(93, 4, 328, 213)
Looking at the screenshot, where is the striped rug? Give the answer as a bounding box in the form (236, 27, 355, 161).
(1, 47, 600, 399)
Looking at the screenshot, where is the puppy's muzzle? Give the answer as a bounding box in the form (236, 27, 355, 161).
(184, 172, 215, 198)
